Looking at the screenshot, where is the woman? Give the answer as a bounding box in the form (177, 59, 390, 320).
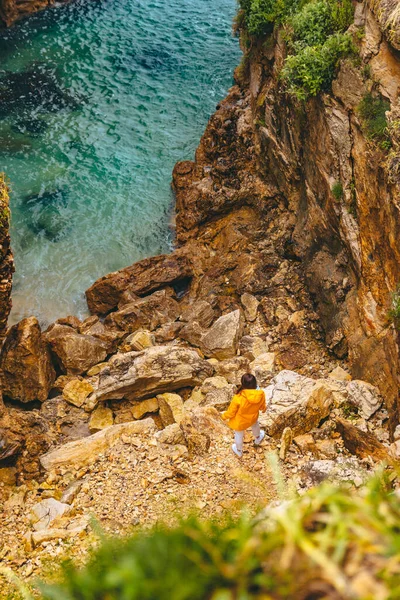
(221, 373, 266, 458)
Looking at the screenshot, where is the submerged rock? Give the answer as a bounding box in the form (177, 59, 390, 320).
(23, 188, 70, 242)
(11, 116, 48, 137)
(0, 66, 79, 118)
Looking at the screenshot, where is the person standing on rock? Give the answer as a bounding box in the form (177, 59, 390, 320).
(221, 373, 266, 458)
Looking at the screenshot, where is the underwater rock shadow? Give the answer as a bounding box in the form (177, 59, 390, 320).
(22, 188, 72, 242)
(0, 63, 83, 119)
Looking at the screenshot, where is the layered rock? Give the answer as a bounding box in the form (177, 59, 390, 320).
(89, 346, 214, 404)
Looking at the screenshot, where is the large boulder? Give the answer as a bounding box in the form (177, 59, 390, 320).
(89, 346, 214, 404)
(260, 370, 339, 438)
(40, 418, 156, 470)
(0, 317, 56, 402)
(85, 248, 192, 315)
(105, 290, 180, 333)
(45, 324, 108, 375)
(200, 310, 244, 360)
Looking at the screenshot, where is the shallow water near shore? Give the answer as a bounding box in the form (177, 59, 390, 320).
(0, 0, 240, 326)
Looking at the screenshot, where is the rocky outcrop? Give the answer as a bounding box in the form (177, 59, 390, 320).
(260, 371, 337, 438)
(0, 317, 55, 402)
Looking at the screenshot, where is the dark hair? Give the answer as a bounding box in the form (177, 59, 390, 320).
(238, 373, 257, 392)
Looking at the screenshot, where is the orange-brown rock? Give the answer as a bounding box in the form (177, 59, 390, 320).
(85, 248, 193, 316)
(0, 316, 55, 402)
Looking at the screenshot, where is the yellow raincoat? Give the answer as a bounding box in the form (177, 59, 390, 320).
(221, 389, 266, 431)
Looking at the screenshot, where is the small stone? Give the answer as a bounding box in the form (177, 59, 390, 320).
(328, 366, 352, 381)
(293, 434, 316, 454)
(63, 379, 94, 408)
(122, 330, 155, 352)
(250, 352, 276, 387)
(89, 406, 114, 433)
(239, 336, 268, 361)
(156, 423, 186, 445)
(0, 467, 17, 485)
(315, 439, 337, 460)
(241, 293, 259, 322)
(30, 498, 71, 531)
(279, 427, 293, 461)
(131, 397, 159, 420)
(61, 481, 83, 504)
(157, 393, 184, 426)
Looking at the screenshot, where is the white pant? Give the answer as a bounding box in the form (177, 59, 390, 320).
(234, 422, 261, 452)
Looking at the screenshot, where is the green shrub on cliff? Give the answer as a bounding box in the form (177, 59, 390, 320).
(237, 0, 355, 99)
(36, 471, 400, 600)
(281, 33, 353, 100)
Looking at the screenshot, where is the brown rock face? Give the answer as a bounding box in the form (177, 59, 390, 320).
(0, 177, 13, 340)
(86, 249, 193, 316)
(0, 317, 55, 402)
(45, 324, 108, 375)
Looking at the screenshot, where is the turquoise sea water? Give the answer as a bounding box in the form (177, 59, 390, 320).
(0, 0, 240, 325)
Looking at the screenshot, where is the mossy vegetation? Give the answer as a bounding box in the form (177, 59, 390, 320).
(0, 471, 391, 600)
(357, 92, 391, 150)
(331, 180, 343, 200)
(237, 0, 355, 100)
(388, 286, 400, 330)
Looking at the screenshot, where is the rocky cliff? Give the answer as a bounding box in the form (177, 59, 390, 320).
(171, 0, 400, 435)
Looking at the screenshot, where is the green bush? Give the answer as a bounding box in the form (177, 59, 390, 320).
(238, 0, 301, 36)
(36, 472, 400, 600)
(357, 93, 391, 149)
(280, 33, 354, 100)
(237, 0, 355, 100)
(289, 1, 335, 49)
